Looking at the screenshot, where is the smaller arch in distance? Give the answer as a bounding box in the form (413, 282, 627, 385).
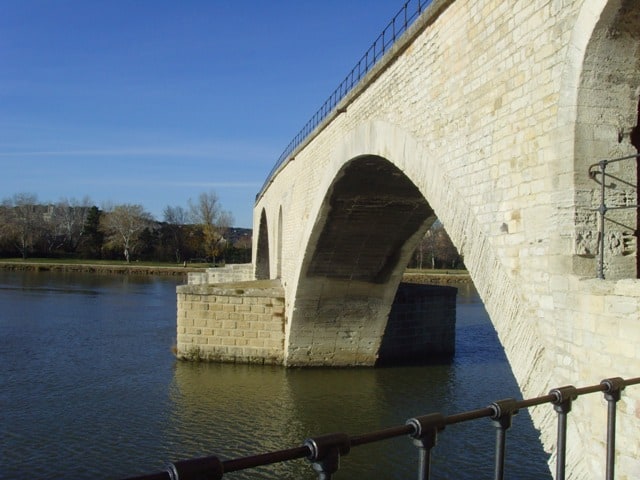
(255, 209, 270, 280)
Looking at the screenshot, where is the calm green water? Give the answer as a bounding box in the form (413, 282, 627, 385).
(0, 271, 551, 479)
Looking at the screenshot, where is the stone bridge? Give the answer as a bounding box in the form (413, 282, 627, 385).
(248, 0, 640, 476)
(175, 0, 640, 476)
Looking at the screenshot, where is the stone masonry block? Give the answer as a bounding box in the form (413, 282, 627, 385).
(222, 320, 237, 329)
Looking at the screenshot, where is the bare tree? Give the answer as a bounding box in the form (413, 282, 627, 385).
(163, 205, 189, 263)
(101, 204, 153, 262)
(416, 223, 438, 270)
(164, 205, 188, 225)
(412, 220, 462, 270)
(3, 193, 42, 259)
(434, 226, 461, 268)
(413, 233, 426, 269)
(188, 192, 233, 264)
(41, 203, 66, 253)
(57, 197, 92, 252)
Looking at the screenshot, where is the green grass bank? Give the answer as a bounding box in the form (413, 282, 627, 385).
(0, 260, 471, 283)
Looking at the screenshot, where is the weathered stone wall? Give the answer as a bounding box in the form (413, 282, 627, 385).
(253, 0, 640, 476)
(188, 264, 253, 285)
(540, 275, 640, 478)
(176, 280, 285, 365)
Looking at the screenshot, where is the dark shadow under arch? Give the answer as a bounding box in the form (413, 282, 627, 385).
(305, 155, 434, 283)
(255, 209, 270, 280)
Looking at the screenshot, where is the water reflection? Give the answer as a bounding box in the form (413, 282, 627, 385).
(167, 353, 551, 479)
(0, 271, 551, 479)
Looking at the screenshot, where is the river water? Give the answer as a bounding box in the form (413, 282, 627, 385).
(0, 271, 552, 479)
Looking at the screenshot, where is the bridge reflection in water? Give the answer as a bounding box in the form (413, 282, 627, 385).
(130, 377, 639, 480)
(131, 284, 553, 480)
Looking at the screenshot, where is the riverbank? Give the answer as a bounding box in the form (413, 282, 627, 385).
(0, 260, 471, 283)
(0, 260, 201, 276)
(403, 270, 472, 285)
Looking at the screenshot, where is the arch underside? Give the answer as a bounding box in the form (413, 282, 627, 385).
(286, 156, 436, 366)
(306, 156, 434, 283)
(255, 209, 270, 280)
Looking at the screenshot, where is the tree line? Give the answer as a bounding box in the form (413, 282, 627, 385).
(0, 192, 251, 264)
(0, 192, 462, 270)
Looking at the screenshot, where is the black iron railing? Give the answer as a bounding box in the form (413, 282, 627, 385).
(257, 0, 434, 201)
(588, 153, 640, 279)
(125, 376, 639, 480)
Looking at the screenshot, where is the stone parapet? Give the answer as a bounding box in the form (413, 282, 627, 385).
(188, 264, 254, 285)
(541, 277, 640, 479)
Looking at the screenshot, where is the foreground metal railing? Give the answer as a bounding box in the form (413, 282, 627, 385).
(257, 0, 434, 200)
(588, 153, 640, 279)
(125, 376, 639, 480)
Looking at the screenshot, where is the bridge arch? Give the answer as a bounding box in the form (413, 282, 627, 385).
(286, 152, 436, 365)
(283, 120, 535, 368)
(561, 0, 640, 279)
(255, 208, 270, 280)
(289, 120, 469, 285)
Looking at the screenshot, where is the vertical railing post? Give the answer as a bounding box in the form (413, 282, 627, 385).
(304, 433, 351, 480)
(406, 413, 446, 480)
(549, 386, 578, 480)
(601, 377, 626, 480)
(489, 399, 518, 480)
(597, 159, 608, 279)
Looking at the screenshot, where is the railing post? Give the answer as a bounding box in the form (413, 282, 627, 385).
(597, 159, 608, 279)
(601, 377, 626, 480)
(489, 398, 519, 480)
(166, 455, 223, 480)
(406, 413, 446, 480)
(304, 433, 351, 480)
(549, 385, 577, 480)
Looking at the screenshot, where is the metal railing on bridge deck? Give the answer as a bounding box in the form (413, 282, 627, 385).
(125, 376, 639, 480)
(588, 153, 640, 279)
(257, 0, 434, 201)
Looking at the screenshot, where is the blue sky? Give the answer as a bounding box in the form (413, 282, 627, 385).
(0, 1, 404, 228)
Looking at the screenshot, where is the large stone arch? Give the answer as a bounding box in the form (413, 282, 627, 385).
(285, 121, 544, 380)
(285, 155, 435, 366)
(570, 0, 640, 279)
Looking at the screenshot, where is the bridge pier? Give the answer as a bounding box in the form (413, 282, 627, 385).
(176, 280, 286, 365)
(176, 275, 456, 367)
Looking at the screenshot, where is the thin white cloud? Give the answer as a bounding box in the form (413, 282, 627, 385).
(0, 149, 157, 157)
(165, 181, 262, 188)
(72, 178, 262, 189)
(0, 145, 276, 159)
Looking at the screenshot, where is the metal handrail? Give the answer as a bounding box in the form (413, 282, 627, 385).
(124, 376, 640, 480)
(256, 0, 433, 201)
(587, 153, 640, 279)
